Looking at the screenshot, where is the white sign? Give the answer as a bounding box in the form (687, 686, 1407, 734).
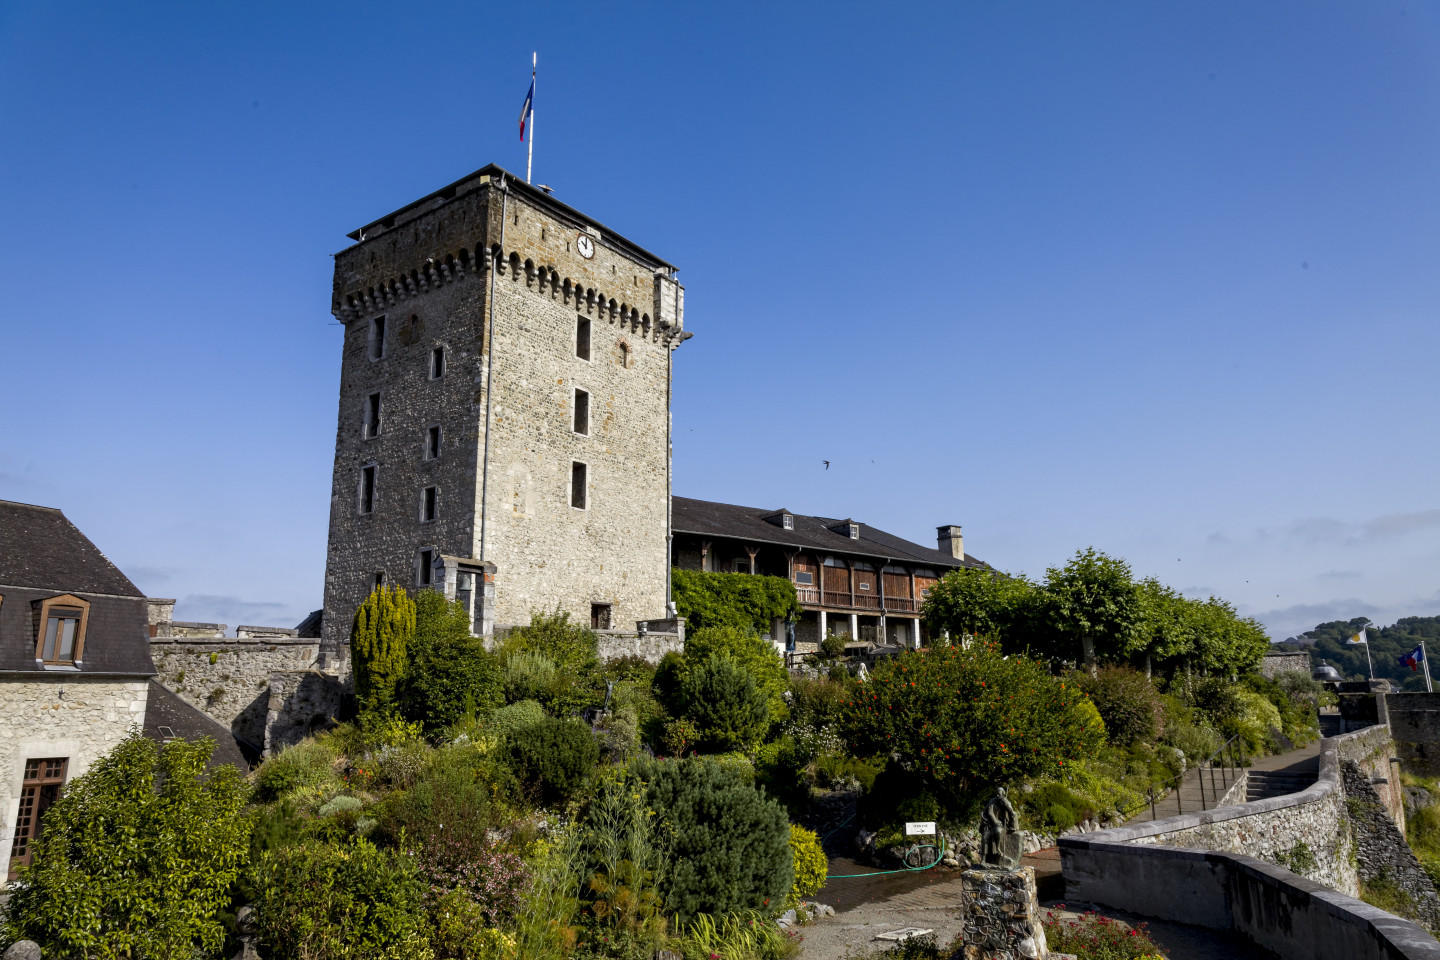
(905, 821, 936, 836)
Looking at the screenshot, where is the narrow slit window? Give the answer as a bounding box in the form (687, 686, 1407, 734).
(576, 316, 591, 360)
(365, 393, 381, 438)
(573, 389, 589, 435)
(430, 345, 445, 379)
(418, 548, 434, 587)
(422, 486, 438, 522)
(425, 425, 441, 460)
(374, 571, 385, 589)
(359, 465, 377, 514)
(369, 316, 386, 360)
(571, 461, 587, 509)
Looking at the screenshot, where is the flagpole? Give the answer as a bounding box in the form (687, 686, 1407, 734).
(1366, 639, 1374, 682)
(526, 52, 535, 184)
(1424, 641, 1434, 693)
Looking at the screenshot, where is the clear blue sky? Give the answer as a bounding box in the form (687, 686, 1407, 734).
(2, 2, 1437, 640)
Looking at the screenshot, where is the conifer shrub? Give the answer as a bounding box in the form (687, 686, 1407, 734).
(350, 585, 416, 720)
(683, 625, 790, 712)
(631, 756, 793, 924)
(680, 653, 771, 753)
(249, 839, 432, 960)
(787, 825, 828, 907)
(505, 718, 600, 806)
(1075, 666, 1165, 747)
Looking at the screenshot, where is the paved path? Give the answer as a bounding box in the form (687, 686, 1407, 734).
(1126, 738, 1322, 825)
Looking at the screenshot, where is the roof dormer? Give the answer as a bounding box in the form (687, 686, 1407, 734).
(830, 519, 860, 540)
(763, 509, 796, 531)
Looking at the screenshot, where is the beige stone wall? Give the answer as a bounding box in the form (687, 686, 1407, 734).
(150, 638, 321, 749)
(0, 677, 148, 881)
(323, 176, 683, 653)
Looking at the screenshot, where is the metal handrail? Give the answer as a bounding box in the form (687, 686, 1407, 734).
(1144, 734, 1245, 821)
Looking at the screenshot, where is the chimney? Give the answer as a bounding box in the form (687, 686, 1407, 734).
(937, 525, 964, 560)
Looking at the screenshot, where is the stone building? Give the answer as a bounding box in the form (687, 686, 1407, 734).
(322, 165, 689, 659)
(671, 497, 986, 652)
(0, 501, 247, 882)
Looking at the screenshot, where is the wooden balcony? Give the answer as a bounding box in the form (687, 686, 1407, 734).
(794, 588, 918, 614)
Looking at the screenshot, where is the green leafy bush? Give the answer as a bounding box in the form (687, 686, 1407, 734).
(254, 737, 343, 803)
(505, 718, 600, 806)
(843, 641, 1104, 816)
(250, 839, 432, 960)
(787, 676, 850, 730)
(820, 633, 847, 661)
(3, 734, 252, 959)
(671, 568, 800, 633)
(1075, 666, 1165, 747)
(400, 590, 502, 732)
(632, 756, 793, 924)
(499, 610, 602, 715)
(500, 649, 560, 705)
(680, 653, 771, 753)
(684, 625, 790, 714)
(787, 826, 827, 908)
(501, 608, 599, 672)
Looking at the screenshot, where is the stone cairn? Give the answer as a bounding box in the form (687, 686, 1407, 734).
(959, 866, 1049, 960)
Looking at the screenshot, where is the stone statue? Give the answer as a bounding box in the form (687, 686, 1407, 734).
(979, 787, 1022, 870)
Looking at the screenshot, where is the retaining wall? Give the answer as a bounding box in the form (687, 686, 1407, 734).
(1387, 693, 1440, 777)
(1061, 725, 1440, 959)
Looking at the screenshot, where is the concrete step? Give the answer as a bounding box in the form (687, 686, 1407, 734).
(1245, 771, 1314, 801)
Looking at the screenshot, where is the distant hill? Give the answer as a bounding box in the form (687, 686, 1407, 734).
(1270, 616, 1440, 690)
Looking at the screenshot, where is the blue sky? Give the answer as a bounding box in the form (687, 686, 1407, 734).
(2, 2, 1437, 640)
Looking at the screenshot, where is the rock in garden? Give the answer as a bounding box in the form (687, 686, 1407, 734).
(3, 943, 40, 960)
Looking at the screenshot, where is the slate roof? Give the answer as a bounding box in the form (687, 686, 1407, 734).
(143, 680, 256, 771)
(0, 500, 154, 676)
(672, 496, 987, 570)
(0, 501, 142, 596)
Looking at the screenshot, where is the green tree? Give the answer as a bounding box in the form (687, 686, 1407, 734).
(1135, 578, 1198, 673)
(1044, 548, 1145, 667)
(351, 585, 416, 719)
(923, 566, 1041, 651)
(505, 718, 601, 806)
(682, 625, 789, 714)
(680, 654, 771, 753)
(3, 734, 252, 959)
(631, 756, 793, 924)
(670, 569, 801, 633)
(1189, 597, 1269, 676)
(842, 641, 1103, 815)
(400, 590, 502, 732)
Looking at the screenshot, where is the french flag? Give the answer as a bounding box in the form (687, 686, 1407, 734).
(518, 77, 534, 142)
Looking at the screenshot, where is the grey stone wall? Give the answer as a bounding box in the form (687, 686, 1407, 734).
(149, 637, 321, 750)
(594, 630, 682, 664)
(0, 678, 149, 880)
(322, 174, 686, 659)
(1260, 650, 1311, 679)
(265, 671, 349, 756)
(1387, 694, 1440, 777)
(1343, 759, 1440, 930)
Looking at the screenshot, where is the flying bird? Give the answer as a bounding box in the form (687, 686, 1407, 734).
(823, 460, 830, 470)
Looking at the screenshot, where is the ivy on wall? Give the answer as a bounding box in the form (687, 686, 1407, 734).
(670, 569, 801, 634)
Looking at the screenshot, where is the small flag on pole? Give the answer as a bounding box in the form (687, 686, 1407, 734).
(1347, 628, 1368, 645)
(1400, 645, 1426, 672)
(518, 76, 534, 142)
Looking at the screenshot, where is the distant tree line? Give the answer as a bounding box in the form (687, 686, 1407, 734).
(922, 547, 1270, 678)
(1272, 616, 1440, 689)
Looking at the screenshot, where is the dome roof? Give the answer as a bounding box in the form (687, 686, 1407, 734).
(1313, 660, 1343, 683)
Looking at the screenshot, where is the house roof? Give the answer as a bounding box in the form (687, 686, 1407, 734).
(671, 497, 986, 570)
(143, 681, 256, 771)
(0, 501, 143, 597)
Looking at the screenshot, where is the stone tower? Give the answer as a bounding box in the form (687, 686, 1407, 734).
(321, 165, 688, 656)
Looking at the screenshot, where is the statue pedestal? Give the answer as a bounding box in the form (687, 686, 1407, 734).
(959, 866, 1048, 960)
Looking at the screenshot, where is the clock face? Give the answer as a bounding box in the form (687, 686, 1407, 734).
(577, 234, 595, 259)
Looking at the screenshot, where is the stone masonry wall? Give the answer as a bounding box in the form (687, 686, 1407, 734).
(1343, 759, 1440, 930)
(0, 678, 149, 880)
(265, 671, 349, 756)
(1387, 693, 1440, 777)
(150, 637, 320, 750)
(1260, 651, 1311, 679)
(323, 176, 682, 657)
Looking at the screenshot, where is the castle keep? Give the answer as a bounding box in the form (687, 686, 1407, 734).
(323, 166, 689, 654)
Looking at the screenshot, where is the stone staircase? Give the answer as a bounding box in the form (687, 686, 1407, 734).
(1245, 769, 1315, 801)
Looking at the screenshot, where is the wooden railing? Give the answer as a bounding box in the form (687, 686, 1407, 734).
(795, 586, 819, 604)
(796, 589, 916, 614)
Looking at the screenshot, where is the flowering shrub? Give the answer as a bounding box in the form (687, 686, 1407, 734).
(1041, 906, 1168, 959)
(416, 834, 528, 926)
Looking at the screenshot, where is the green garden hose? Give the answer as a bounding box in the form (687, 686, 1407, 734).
(821, 815, 949, 879)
